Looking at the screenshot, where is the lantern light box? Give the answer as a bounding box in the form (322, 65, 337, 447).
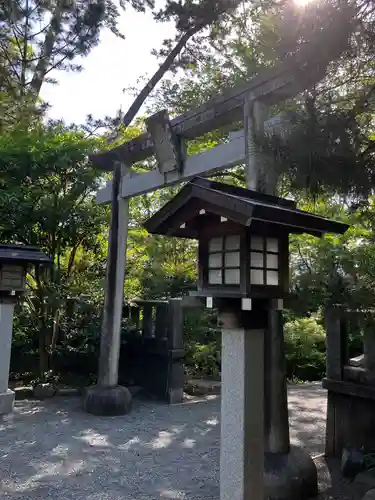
(144, 177, 348, 308)
(0, 244, 51, 295)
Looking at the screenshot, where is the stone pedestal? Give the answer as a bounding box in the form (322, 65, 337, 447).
(0, 300, 16, 416)
(220, 308, 264, 500)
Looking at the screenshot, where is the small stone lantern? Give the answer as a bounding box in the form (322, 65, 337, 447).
(0, 244, 51, 415)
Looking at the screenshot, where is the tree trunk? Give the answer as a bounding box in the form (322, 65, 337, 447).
(29, 6, 63, 96)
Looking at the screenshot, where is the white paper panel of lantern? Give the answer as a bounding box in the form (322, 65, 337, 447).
(250, 236, 263, 251)
(251, 252, 264, 268)
(209, 237, 223, 252)
(225, 268, 240, 285)
(225, 251, 240, 267)
(209, 253, 222, 268)
(266, 253, 278, 269)
(209, 269, 222, 285)
(267, 237, 279, 253)
(225, 235, 240, 250)
(1, 265, 25, 289)
(266, 270, 279, 286)
(251, 269, 264, 285)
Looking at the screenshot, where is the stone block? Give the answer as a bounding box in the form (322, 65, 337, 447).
(33, 383, 57, 399)
(185, 379, 221, 396)
(14, 386, 33, 400)
(0, 389, 14, 415)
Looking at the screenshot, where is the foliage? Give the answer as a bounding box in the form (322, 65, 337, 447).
(5, 0, 375, 387)
(184, 309, 221, 379)
(0, 0, 153, 99)
(284, 316, 326, 381)
(0, 122, 109, 377)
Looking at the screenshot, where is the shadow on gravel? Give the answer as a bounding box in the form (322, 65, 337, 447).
(0, 384, 329, 500)
(1, 396, 221, 499)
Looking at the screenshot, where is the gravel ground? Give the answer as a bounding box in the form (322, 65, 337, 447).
(0, 383, 355, 499)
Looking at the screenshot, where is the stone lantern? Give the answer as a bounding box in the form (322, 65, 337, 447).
(144, 177, 349, 500)
(0, 244, 51, 416)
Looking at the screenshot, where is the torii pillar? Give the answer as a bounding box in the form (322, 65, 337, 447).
(244, 99, 318, 499)
(82, 163, 133, 416)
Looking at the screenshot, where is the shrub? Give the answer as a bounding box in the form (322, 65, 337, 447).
(184, 308, 221, 379)
(284, 316, 326, 381)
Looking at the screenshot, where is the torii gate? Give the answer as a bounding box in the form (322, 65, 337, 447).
(83, 46, 334, 500)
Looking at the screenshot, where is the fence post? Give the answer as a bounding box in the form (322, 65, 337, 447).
(324, 307, 347, 381)
(323, 306, 348, 457)
(130, 306, 140, 331)
(142, 304, 153, 338)
(155, 303, 168, 340)
(166, 298, 184, 404)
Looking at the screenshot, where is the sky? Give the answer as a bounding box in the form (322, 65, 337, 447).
(41, 6, 175, 126)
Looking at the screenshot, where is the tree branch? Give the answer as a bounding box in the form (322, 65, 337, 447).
(121, 25, 203, 129)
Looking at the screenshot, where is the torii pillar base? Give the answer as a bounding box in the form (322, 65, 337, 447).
(82, 385, 132, 416)
(264, 446, 318, 500)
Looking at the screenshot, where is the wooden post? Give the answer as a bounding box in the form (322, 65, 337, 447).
(82, 163, 132, 415)
(166, 298, 184, 404)
(244, 98, 269, 192)
(325, 307, 346, 381)
(266, 303, 290, 454)
(167, 298, 183, 350)
(142, 304, 153, 338)
(155, 303, 168, 340)
(324, 306, 346, 457)
(130, 306, 140, 332)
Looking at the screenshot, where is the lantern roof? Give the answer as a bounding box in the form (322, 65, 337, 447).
(144, 177, 349, 238)
(0, 244, 51, 264)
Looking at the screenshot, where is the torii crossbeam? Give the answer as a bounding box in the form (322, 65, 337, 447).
(94, 45, 334, 204)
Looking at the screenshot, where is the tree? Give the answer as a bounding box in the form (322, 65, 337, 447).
(0, 0, 154, 100)
(0, 123, 109, 376)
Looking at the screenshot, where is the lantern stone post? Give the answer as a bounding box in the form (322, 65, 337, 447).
(219, 302, 265, 500)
